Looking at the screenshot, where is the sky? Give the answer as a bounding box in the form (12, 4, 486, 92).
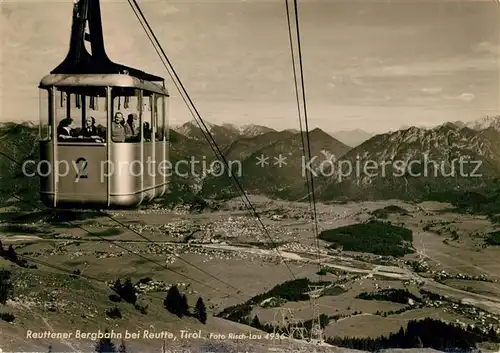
(1, 0, 499, 133)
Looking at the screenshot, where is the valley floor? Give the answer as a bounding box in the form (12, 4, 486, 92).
(1, 196, 500, 352)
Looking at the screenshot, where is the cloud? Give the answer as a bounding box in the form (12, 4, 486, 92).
(472, 41, 499, 56)
(158, 5, 180, 15)
(331, 74, 366, 87)
(335, 56, 497, 79)
(460, 93, 475, 102)
(350, 76, 366, 86)
(444, 92, 476, 103)
(420, 87, 443, 94)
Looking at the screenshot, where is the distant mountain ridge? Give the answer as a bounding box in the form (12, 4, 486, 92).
(173, 120, 376, 148)
(173, 120, 341, 153)
(173, 120, 277, 146)
(329, 129, 373, 147)
(452, 115, 500, 131)
(3, 114, 500, 207)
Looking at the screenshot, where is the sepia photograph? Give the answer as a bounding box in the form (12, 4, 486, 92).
(1, 0, 500, 351)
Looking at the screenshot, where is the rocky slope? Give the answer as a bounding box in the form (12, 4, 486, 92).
(317, 123, 500, 201)
(454, 115, 500, 131)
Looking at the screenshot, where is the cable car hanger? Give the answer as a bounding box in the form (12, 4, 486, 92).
(51, 0, 162, 83)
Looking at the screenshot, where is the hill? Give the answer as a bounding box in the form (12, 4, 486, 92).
(0, 123, 40, 207)
(0, 260, 273, 352)
(201, 128, 351, 200)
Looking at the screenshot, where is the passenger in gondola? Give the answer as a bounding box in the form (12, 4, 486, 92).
(143, 122, 152, 141)
(78, 117, 100, 139)
(96, 124, 107, 140)
(57, 118, 75, 140)
(125, 113, 140, 141)
(111, 112, 126, 142)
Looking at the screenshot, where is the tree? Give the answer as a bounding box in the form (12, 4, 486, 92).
(105, 307, 122, 319)
(6, 245, 17, 262)
(164, 285, 182, 316)
(412, 335, 424, 348)
(251, 315, 261, 329)
(395, 326, 406, 348)
(94, 330, 116, 353)
(0, 270, 13, 304)
(118, 340, 127, 353)
(109, 294, 122, 303)
(194, 297, 207, 324)
(488, 327, 498, 340)
(120, 278, 137, 304)
(113, 279, 122, 293)
(134, 302, 148, 315)
(180, 294, 189, 316)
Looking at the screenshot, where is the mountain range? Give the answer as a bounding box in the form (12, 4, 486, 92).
(318, 123, 500, 201)
(171, 115, 500, 149)
(146, 114, 500, 204)
(2, 115, 500, 207)
(172, 121, 372, 148)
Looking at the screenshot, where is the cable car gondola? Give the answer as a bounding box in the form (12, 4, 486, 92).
(38, 0, 169, 209)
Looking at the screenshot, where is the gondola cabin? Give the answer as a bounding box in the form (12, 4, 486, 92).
(38, 0, 169, 208)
